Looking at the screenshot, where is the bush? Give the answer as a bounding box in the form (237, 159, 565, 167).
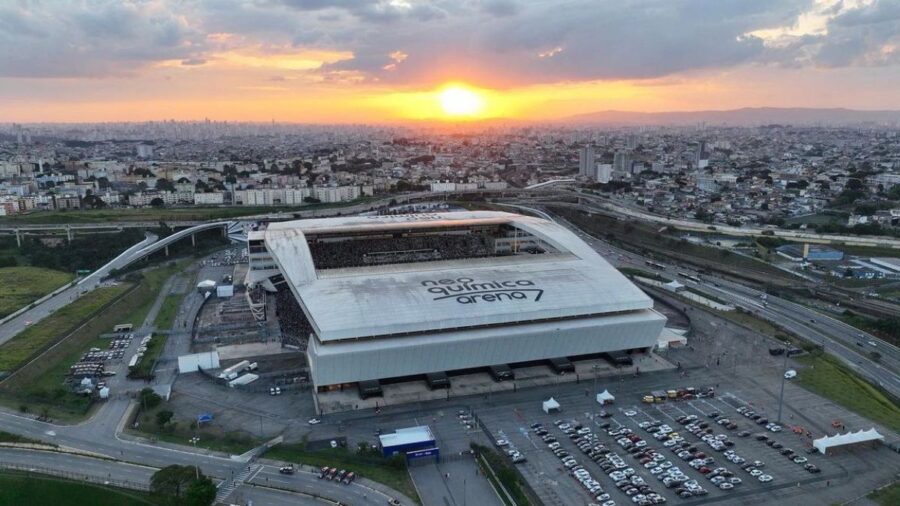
(140, 388, 162, 410)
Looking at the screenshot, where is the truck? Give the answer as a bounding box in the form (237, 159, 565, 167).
(218, 360, 251, 380)
(228, 373, 259, 388)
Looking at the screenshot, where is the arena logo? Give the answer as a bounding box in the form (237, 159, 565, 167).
(421, 277, 543, 304)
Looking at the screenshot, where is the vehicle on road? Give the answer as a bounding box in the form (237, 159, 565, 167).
(308, 418, 321, 425)
(784, 370, 797, 379)
(279, 465, 295, 475)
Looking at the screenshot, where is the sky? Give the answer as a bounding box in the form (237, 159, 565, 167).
(0, 0, 898, 123)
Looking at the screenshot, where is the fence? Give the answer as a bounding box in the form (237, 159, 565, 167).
(472, 411, 545, 506)
(0, 462, 151, 492)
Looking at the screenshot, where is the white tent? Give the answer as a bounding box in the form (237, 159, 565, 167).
(197, 279, 217, 292)
(813, 428, 884, 454)
(542, 397, 561, 414)
(596, 390, 615, 405)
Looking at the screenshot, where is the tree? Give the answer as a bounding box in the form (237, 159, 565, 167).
(185, 476, 216, 506)
(140, 388, 162, 410)
(150, 197, 165, 207)
(156, 410, 174, 427)
(151, 465, 215, 506)
(156, 178, 175, 192)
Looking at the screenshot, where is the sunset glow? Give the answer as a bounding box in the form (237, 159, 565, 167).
(0, 1, 896, 123)
(438, 85, 486, 118)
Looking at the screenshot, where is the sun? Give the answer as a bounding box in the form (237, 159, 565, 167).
(438, 85, 486, 117)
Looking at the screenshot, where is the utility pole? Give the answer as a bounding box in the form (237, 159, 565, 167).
(776, 350, 788, 423)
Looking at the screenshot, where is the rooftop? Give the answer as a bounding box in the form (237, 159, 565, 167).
(265, 211, 655, 342)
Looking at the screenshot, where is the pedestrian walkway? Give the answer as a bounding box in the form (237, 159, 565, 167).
(216, 463, 262, 503)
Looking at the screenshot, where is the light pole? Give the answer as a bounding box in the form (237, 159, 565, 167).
(592, 364, 600, 397)
(776, 349, 788, 423)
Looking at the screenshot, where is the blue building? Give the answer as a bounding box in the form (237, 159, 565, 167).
(776, 244, 844, 262)
(379, 426, 438, 460)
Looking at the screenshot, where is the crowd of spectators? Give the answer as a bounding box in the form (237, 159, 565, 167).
(308, 234, 493, 269)
(275, 288, 312, 349)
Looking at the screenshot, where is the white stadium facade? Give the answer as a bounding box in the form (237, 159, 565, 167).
(246, 211, 666, 393)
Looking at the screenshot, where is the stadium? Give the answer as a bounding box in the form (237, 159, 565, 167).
(247, 211, 667, 397)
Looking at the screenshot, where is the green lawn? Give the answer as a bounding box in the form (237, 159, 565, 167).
(0, 199, 380, 225)
(153, 294, 182, 330)
(796, 352, 900, 433)
(266, 444, 419, 503)
(0, 267, 74, 319)
(0, 431, 48, 445)
(0, 284, 129, 374)
(473, 444, 533, 506)
(551, 207, 797, 284)
(868, 481, 900, 506)
(0, 472, 159, 506)
(0, 262, 188, 421)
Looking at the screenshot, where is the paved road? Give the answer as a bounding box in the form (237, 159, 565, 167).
(0, 233, 157, 346)
(548, 208, 900, 398)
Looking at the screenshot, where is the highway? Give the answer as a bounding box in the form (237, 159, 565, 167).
(548, 207, 900, 399)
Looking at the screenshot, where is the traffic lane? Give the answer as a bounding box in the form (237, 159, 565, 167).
(0, 448, 155, 483)
(702, 283, 900, 395)
(251, 465, 401, 506)
(239, 484, 332, 506)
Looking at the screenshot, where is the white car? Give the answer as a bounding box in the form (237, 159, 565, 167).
(308, 418, 321, 425)
(758, 474, 773, 483)
(784, 370, 797, 379)
(496, 439, 509, 447)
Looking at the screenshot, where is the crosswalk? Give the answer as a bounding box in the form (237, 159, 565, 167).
(215, 464, 262, 503)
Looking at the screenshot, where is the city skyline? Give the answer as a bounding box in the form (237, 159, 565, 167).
(1, 0, 899, 123)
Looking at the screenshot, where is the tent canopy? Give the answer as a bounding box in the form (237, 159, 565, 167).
(197, 279, 217, 288)
(813, 428, 884, 454)
(542, 397, 561, 413)
(596, 390, 615, 404)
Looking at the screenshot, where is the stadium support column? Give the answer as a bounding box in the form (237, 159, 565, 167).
(66, 225, 72, 243)
(222, 224, 227, 238)
(15, 228, 20, 247)
(164, 245, 169, 257)
(191, 233, 196, 247)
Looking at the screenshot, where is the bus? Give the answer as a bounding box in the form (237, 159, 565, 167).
(113, 324, 134, 333)
(645, 260, 666, 270)
(678, 272, 701, 283)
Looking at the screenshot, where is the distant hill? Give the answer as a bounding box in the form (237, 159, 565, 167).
(564, 107, 900, 126)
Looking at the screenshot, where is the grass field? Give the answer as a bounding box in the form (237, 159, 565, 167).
(0, 262, 187, 420)
(0, 284, 130, 374)
(153, 294, 182, 330)
(796, 352, 900, 433)
(266, 444, 419, 503)
(551, 207, 797, 284)
(0, 199, 380, 225)
(0, 431, 47, 445)
(868, 481, 900, 506)
(0, 206, 293, 224)
(0, 267, 74, 319)
(0, 472, 159, 506)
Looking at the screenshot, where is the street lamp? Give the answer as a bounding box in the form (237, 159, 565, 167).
(776, 349, 789, 424)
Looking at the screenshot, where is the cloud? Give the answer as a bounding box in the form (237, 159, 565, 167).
(0, 1, 205, 78)
(761, 0, 900, 68)
(1, 0, 897, 86)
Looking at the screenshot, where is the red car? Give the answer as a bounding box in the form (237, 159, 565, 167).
(699, 467, 712, 474)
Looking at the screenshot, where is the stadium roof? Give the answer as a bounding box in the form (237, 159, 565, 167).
(265, 211, 655, 342)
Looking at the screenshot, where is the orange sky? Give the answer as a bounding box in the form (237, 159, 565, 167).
(0, 0, 897, 123)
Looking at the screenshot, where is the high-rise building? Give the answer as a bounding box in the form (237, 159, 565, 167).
(626, 134, 637, 150)
(695, 141, 708, 165)
(613, 150, 631, 175)
(578, 146, 595, 178)
(596, 164, 612, 184)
